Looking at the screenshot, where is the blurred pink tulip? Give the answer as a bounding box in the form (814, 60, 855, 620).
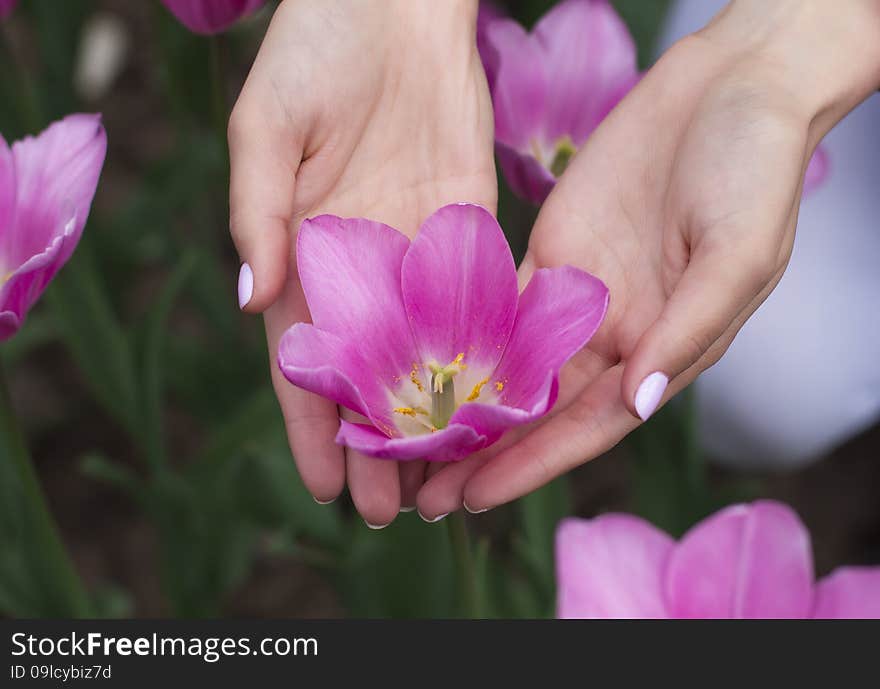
(0, 0, 17, 20)
(0, 114, 107, 341)
(160, 0, 266, 35)
(556, 500, 880, 618)
(478, 0, 639, 204)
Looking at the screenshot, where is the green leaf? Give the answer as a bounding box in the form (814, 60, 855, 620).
(46, 243, 140, 439)
(513, 475, 572, 606)
(141, 251, 197, 468)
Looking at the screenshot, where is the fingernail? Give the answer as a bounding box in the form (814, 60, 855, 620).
(634, 371, 668, 421)
(237, 262, 253, 309)
(418, 509, 449, 523)
(365, 520, 389, 530)
(464, 500, 488, 515)
(313, 496, 336, 506)
(400, 505, 416, 513)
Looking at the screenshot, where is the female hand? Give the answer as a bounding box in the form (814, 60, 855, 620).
(228, 0, 496, 526)
(416, 0, 880, 518)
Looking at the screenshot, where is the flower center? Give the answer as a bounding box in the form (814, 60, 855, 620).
(391, 353, 501, 434)
(549, 135, 577, 177)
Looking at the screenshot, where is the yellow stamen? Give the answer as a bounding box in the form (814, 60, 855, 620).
(466, 377, 490, 402)
(409, 365, 425, 393)
(393, 406, 428, 417)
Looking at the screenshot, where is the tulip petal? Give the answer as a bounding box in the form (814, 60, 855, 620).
(533, 0, 637, 144)
(297, 214, 419, 400)
(278, 323, 398, 437)
(0, 114, 106, 341)
(401, 204, 518, 377)
(449, 373, 554, 446)
(495, 142, 556, 206)
(493, 266, 608, 413)
(160, 0, 265, 34)
(812, 567, 880, 619)
(556, 515, 674, 618)
(666, 501, 814, 618)
(0, 0, 17, 20)
(485, 19, 547, 149)
(4, 113, 106, 269)
(336, 419, 485, 462)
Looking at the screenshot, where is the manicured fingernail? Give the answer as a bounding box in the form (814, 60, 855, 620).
(418, 509, 449, 523)
(464, 500, 488, 515)
(237, 262, 253, 309)
(313, 496, 336, 505)
(400, 505, 416, 513)
(634, 371, 668, 421)
(365, 520, 389, 530)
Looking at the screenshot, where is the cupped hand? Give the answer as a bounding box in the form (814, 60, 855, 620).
(416, 0, 880, 519)
(228, 0, 496, 526)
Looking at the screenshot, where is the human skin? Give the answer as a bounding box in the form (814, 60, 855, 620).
(415, 0, 880, 519)
(231, 0, 880, 526)
(228, 0, 495, 526)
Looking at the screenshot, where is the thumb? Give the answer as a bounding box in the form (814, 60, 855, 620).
(228, 104, 303, 313)
(621, 244, 775, 421)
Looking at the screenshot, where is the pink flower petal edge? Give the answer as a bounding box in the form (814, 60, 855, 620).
(160, 0, 266, 35)
(556, 500, 880, 619)
(1, 114, 107, 341)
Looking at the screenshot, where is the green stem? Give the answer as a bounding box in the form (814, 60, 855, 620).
(0, 359, 91, 617)
(446, 512, 479, 618)
(1, 23, 41, 132)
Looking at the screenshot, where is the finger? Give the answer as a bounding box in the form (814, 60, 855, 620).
(463, 365, 639, 512)
(621, 241, 777, 421)
(416, 434, 518, 520)
(516, 251, 537, 291)
(228, 98, 302, 313)
(264, 283, 345, 503)
(398, 460, 426, 512)
(343, 408, 401, 529)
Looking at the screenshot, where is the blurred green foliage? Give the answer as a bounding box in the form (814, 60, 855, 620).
(0, 0, 727, 619)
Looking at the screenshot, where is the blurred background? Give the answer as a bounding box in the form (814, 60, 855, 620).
(1, 0, 878, 618)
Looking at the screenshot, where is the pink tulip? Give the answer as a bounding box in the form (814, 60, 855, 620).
(556, 500, 880, 618)
(160, 0, 266, 35)
(1, 114, 107, 341)
(479, 0, 639, 204)
(278, 203, 609, 461)
(0, 0, 17, 20)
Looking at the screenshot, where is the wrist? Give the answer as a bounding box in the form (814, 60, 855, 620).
(699, 0, 880, 138)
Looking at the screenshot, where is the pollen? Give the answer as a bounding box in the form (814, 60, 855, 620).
(495, 381, 505, 392)
(409, 365, 424, 393)
(452, 352, 466, 369)
(393, 406, 428, 418)
(467, 377, 490, 402)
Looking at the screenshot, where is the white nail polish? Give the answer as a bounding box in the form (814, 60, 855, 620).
(400, 506, 416, 513)
(365, 520, 389, 530)
(237, 262, 253, 309)
(634, 371, 669, 421)
(464, 501, 488, 515)
(313, 496, 336, 505)
(418, 510, 449, 523)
